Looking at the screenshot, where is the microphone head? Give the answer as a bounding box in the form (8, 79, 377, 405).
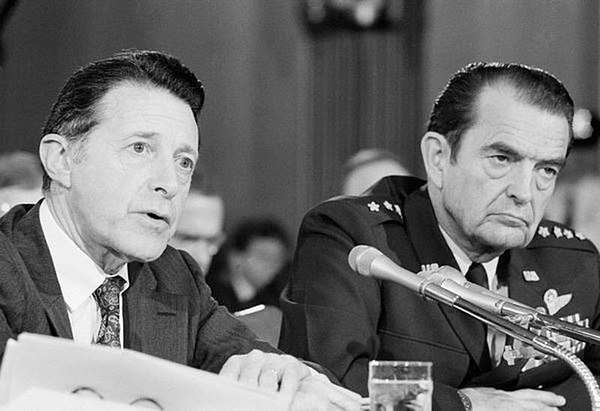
(348, 245, 383, 276)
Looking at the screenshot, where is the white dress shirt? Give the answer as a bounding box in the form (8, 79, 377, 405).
(439, 226, 507, 366)
(39, 201, 129, 346)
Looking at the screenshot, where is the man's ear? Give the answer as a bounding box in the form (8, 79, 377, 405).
(420, 131, 451, 189)
(39, 133, 73, 189)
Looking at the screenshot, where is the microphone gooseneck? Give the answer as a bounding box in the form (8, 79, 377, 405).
(419, 265, 600, 346)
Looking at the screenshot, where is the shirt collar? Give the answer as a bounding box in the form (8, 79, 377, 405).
(438, 225, 498, 285)
(39, 200, 129, 312)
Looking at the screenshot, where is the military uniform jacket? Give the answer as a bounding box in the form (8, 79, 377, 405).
(279, 176, 600, 410)
(0, 203, 277, 372)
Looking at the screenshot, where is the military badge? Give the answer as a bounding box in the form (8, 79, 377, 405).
(522, 270, 539, 282)
(543, 289, 572, 316)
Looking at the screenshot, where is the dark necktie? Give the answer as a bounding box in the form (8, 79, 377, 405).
(465, 262, 492, 370)
(93, 276, 126, 348)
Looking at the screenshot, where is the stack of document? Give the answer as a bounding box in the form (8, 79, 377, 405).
(0, 333, 291, 410)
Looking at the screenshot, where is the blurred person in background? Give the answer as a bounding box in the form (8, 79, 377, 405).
(0, 150, 43, 215)
(207, 217, 291, 312)
(169, 168, 225, 275)
(341, 148, 410, 196)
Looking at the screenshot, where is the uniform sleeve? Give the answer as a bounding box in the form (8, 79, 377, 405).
(279, 201, 385, 396)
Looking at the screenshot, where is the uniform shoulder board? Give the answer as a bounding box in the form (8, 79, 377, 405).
(352, 195, 405, 223)
(529, 220, 597, 253)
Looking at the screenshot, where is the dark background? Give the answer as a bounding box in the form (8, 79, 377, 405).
(1, 0, 598, 237)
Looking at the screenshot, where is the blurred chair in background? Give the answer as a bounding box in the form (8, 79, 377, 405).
(0, 150, 43, 215)
(341, 147, 409, 195)
(206, 217, 291, 313)
(169, 169, 226, 275)
(234, 304, 283, 348)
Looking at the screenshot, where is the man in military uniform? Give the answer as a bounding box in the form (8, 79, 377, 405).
(280, 62, 600, 410)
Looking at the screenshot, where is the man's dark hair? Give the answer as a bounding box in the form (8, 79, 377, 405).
(41, 49, 205, 190)
(230, 217, 290, 253)
(427, 62, 574, 160)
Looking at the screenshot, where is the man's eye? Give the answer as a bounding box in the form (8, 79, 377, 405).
(541, 167, 558, 178)
(132, 143, 146, 153)
(180, 157, 194, 169)
(491, 155, 509, 163)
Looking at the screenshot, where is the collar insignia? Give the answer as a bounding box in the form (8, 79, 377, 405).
(367, 201, 380, 212)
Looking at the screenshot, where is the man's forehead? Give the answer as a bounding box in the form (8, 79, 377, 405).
(474, 83, 568, 122)
(92, 82, 199, 147)
(96, 81, 195, 122)
(178, 194, 224, 235)
(466, 85, 570, 158)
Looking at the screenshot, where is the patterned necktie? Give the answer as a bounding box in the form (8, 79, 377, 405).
(465, 262, 492, 371)
(93, 276, 126, 348)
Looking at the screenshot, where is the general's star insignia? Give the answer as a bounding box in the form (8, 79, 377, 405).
(367, 202, 380, 212)
(538, 226, 550, 238)
(394, 204, 403, 218)
(383, 201, 393, 210)
(553, 226, 563, 238)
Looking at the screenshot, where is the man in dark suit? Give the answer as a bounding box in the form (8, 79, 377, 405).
(280, 62, 600, 410)
(0, 50, 359, 410)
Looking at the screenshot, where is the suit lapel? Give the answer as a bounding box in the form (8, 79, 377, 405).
(403, 188, 490, 372)
(12, 204, 73, 339)
(124, 262, 189, 364)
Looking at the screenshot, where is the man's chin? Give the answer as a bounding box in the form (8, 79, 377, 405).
(479, 229, 533, 250)
(122, 243, 168, 263)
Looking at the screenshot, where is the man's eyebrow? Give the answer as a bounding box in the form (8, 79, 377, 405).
(176, 144, 198, 159)
(129, 131, 158, 139)
(485, 141, 566, 168)
(484, 141, 523, 158)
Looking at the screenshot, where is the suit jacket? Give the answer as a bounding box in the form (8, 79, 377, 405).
(0, 203, 277, 373)
(279, 176, 600, 410)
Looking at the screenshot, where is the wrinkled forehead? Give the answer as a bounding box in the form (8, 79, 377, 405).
(475, 82, 571, 127)
(178, 193, 224, 232)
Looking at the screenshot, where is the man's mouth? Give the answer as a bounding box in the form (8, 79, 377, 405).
(493, 213, 530, 227)
(144, 211, 171, 226)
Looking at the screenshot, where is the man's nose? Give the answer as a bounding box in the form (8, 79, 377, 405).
(150, 158, 178, 199)
(506, 165, 534, 204)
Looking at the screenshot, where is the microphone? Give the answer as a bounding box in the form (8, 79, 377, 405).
(348, 245, 459, 305)
(420, 267, 537, 317)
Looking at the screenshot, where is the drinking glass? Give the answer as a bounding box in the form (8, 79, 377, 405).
(368, 361, 432, 411)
